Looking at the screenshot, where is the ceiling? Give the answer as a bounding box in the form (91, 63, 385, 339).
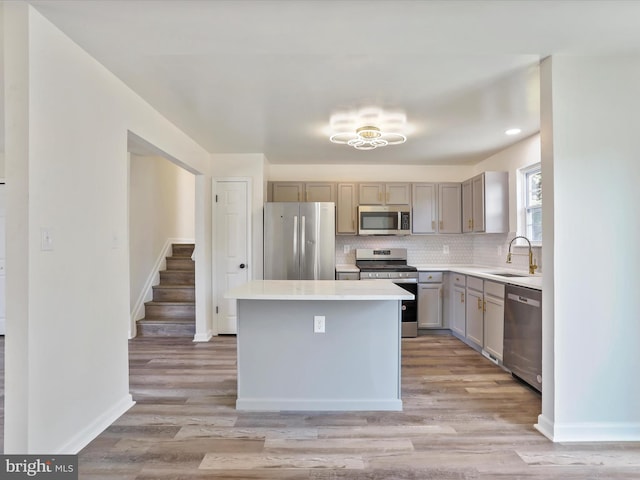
(5, 1, 640, 165)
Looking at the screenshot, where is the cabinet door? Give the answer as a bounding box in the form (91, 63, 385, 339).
(336, 183, 358, 234)
(358, 183, 385, 205)
(305, 182, 336, 202)
(483, 293, 504, 360)
(438, 183, 462, 233)
(385, 183, 411, 205)
(418, 283, 442, 328)
(412, 183, 437, 234)
(472, 173, 485, 232)
(462, 179, 473, 233)
(465, 288, 484, 347)
(451, 284, 466, 336)
(272, 182, 303, 202)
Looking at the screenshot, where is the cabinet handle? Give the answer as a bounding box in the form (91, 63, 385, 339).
(431, 220, 435, 230)
(471, 219, 474, 230)
(483, 300, 486, 313)
(468, 219, 472, 229)
(439, 220, 443, 230)
(477, 298, 482, 310)
(461, 292, 464, 303)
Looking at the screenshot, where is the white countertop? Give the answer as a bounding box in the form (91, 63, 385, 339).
(335, 263, 360, 273)
(225, 280, 414, 301)
(335, 264, 542, 290)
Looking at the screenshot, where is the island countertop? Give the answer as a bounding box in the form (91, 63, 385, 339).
(225, 279, 414, 301)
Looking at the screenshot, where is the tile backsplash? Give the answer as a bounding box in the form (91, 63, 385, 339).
(336, 233, 542, 274)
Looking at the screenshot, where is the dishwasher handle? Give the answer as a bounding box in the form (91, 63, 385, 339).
(507, 293, 541, 308)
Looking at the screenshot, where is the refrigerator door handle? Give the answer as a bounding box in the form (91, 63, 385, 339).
(293, 215, 298, 264)
(301, 215, 306, 272)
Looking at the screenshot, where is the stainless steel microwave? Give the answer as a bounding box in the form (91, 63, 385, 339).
(358, 205, 411, 235)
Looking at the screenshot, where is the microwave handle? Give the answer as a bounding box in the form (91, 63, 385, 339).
(398, 211, 402, 230)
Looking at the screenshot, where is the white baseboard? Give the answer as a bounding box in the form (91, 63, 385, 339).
(130, 237, 195, 337)
(536, 414, 640, 442)
(58, 394, 135, 454)
(193, 330, 213, 342)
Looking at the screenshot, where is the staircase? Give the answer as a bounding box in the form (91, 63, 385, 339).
(137, 243, 196, 337)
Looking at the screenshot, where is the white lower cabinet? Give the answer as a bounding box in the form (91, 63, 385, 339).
(450, 273, 466, 336)
(463, 276, 505, 358)
(465, 277, 484, 347)
(483, 281, 505, 361)
(418, 272, 443, 328)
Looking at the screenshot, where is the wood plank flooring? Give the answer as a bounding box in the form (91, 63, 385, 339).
(22, 334, 640, 478)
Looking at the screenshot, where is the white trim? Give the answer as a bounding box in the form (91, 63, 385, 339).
(57, 394, 135, 454)
(129, 236, 195, 339)
(536, 415, 640, 442)
(212, 177, 252, 336)
(516, 162, 542, 246)
(193, 330, 213, 342)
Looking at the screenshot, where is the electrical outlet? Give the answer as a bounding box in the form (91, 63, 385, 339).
(314, 315, 325, 333)
(443, 245, 450, 254)
(343, 244, 350, 254)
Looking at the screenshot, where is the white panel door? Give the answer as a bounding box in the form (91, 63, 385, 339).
(0, 183, 5, 335)
(215, 181, 249, 334)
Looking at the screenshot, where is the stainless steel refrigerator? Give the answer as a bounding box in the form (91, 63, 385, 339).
(264, 202, 335, 280)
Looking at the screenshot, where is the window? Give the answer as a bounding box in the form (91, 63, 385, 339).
(520, 163, 542, 243)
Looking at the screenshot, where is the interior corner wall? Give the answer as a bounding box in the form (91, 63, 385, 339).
(129, 154, 195, 322)
(541, 55, 640, 442)
(4, 4, 211, 453)
(0, 153, 5, 177)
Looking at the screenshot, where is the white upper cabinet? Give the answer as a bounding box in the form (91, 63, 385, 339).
(269, 182, 336, 203)
(462, 172, 508, 233)
(413, 183, 461, 234)
(336, 183, 358, 235)
(271, 182, 304, 202)
(305, 182, 336, 203)
(438, 183, 462, 234)
(359, 183, 411, 205)
(412, 183, 437, 234)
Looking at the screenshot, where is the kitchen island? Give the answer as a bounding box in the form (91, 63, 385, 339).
(224, 280, 413, 412)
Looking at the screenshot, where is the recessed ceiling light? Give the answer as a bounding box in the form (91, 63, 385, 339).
(505, 128, 522, 136)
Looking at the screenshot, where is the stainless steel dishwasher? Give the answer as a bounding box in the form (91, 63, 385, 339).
(503, 284, 542, 392)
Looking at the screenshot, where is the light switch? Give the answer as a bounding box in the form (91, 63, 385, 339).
(443, 245, 450, 254)
(41, 228, 54, 251)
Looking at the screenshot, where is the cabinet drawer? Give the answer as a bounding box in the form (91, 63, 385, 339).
(484, 280, 505, 298)
(336, 272, 359, 280)
(418, 272, 443, 283)
(451, 273, 466, 287)
(467, 276, 483, 292)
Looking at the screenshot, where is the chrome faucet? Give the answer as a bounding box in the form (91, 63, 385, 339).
(506, 236, 538, 275)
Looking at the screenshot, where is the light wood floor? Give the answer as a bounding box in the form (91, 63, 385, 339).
(6, 333, 639, 478)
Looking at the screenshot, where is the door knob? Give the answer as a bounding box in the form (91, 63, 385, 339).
(239, 263, 246, 269)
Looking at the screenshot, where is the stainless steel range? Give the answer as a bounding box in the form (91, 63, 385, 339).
(355, 248, 418, 337)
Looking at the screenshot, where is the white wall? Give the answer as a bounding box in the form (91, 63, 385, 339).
(4, 4, 212, 453)
(538, 55, 640, 442)
(129, 154, 195, 327)
(268, 163, 474, 182)
(0, 153, 5, 177)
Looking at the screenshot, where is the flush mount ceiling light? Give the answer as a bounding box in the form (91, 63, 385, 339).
(505, 128, 522, 136)
(329, 108, 407, 151)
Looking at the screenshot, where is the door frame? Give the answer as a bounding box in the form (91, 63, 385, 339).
(212, 177, 252, 336)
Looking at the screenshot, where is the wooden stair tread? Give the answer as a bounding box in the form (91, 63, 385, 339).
(138, 317, 195, 324)
(144, 301, 195, 306)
